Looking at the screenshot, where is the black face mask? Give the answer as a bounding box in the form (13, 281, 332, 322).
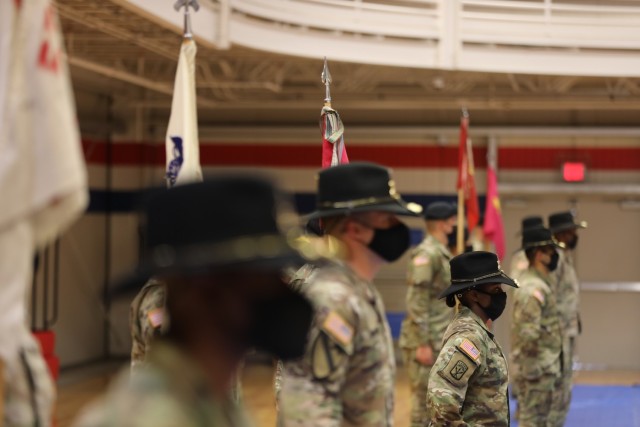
(547, 250, 559, 272)
(475, 289, 507, 321)
(566, 235, 579, 250)
(367, 222, 411, 262)
(249, 288, 313, 361)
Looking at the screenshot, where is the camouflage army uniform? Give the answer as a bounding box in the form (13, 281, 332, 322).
(508, 248, 529, 400)
(509, 249, 529, 282)
(426, 306, 510, 426)
(130, 278, 168, 371)
(280, 260, 395, 426)
(73, 341, 253, 427)
(130, 278, 244, 403)
(511, 268, 565, 427)
(274, 263, 317, 411)
(398, 234, 452, 427)
(554, 249, 580, 424)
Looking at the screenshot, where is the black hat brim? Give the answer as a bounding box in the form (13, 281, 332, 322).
(550, 221, 588, 234)
(306, 199, 422, 220)
(111, 243, 304, 297)
(438, 273, 518, 299)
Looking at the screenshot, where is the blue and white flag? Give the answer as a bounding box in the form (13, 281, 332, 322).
(165, 38, 202, 187)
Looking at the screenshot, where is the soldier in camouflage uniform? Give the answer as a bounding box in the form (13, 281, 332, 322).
(508, 215, 543, 405)
(280, 162, 422, 426)
(398, 201, 456, 427)
(74, 177, 314, 427)
(511, 226, 565, 427)
(130, 275, 243, 403)
(427, 251, 517, 426)
(549, 211, 587, 424)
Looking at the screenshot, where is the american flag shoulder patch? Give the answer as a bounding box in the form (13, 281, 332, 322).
(457, 338, 481, 362)
(322, 311, 354, 347)
(532, 289, 545, 304)
(413, 255, 429, 267)
(147, 308, 164, 329)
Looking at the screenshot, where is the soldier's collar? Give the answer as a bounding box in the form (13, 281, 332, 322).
(460, 306, 494, 338)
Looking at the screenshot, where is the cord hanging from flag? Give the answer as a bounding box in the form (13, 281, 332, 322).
(166, 0, 202, 187)
(456, 110, 480, 253)
(320, 58, 349, 168)
(483, 138, 506, 260)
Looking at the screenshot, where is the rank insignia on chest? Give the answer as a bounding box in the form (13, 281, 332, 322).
(458, 339, 481, 362)
(322, 311, 354, 346)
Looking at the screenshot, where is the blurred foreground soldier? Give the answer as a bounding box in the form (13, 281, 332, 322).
(427, 251, 517, 426)
(509, 216, 544, 282)
(74, 177, 313, 427)
(399, 201, 456, 427)
(511, 227, 565, 427)
(280, 162, 422, 426)
(549, 211, 587, 423)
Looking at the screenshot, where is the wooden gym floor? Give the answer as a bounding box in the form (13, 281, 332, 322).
(57, 362, 640, 427)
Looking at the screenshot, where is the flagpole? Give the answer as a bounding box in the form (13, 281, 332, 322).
(484, 136, 497, 251)
(322, 57, 332, 108)
(174, 0, 200, 39)
(456, 109, 469, 255)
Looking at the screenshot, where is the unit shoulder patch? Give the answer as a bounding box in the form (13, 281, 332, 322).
(456, 338, 481, 364)
(438, 349, 477, 387)
(321, 311, 354, 348)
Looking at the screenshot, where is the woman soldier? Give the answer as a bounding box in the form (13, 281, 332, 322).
(426, 251, 518, 426)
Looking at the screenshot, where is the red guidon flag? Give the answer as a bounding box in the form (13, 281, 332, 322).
(483, 142, 506, 259)
(456, 114, 480, 231)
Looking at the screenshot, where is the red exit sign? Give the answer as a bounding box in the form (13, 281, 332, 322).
(563, 162, 586, 182)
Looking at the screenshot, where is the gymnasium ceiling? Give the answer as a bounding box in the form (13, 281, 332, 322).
(58, 0, 640, 132)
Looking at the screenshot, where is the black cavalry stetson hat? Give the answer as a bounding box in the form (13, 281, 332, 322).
(521, 226, 564, 250)
(425, 201, 457, 220)
(516, 215, 543, 235)
(548, 211, 588, 233)
(307, 162, 423, 219)
(439, 251, 518, 300)
(113, 176, 306, 294)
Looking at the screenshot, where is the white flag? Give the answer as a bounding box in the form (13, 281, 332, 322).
(1, 0, 88, 246)
(165, 38, 202, 187)
(0, 1, 87, 423)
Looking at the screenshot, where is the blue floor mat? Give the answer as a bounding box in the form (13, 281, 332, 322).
(510, 385, 640, 427)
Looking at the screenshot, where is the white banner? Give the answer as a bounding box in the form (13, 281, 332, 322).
(165, 38, 202, 187)
(1, 0, 88, 247)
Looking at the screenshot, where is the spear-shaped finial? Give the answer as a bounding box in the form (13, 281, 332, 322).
(174, 0, 200, 39)
(321, 57, 332, 106)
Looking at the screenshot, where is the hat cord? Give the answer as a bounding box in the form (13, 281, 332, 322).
(451, 270, 506, 283)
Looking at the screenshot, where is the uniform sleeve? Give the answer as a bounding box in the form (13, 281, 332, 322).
(406, 250, 438, 345)
(130, 284, 167, 368)
(512, 288, 544, 378)
(427, 334, 483, 426)
(280, 305, 355, 427)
